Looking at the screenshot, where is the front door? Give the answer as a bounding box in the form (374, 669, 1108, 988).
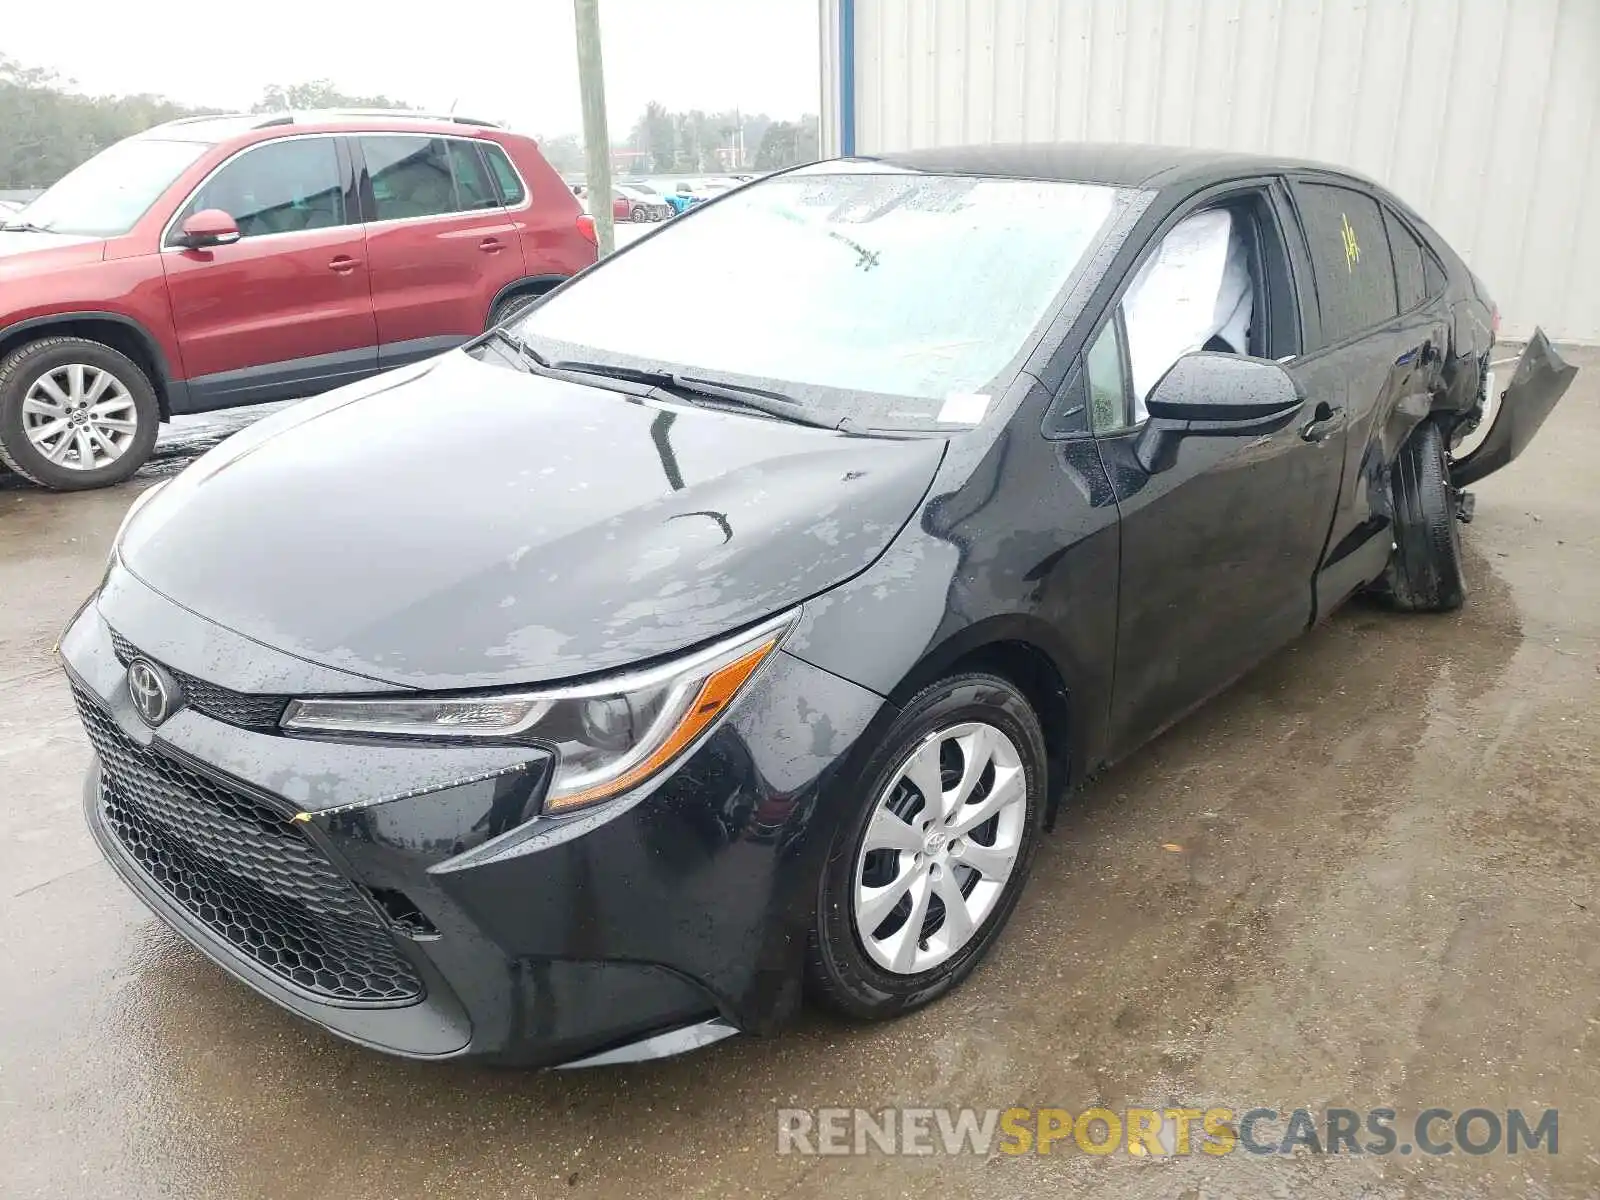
(161, 135, 377, 410)
(1096, 189, 1348, 756)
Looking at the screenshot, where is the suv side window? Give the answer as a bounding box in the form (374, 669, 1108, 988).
(482, 143, 527, 206)
(1384, 207, 1427, 312)
(1292, 182, 1398, 346)
(362, 136, 457, 221)
(448, 141, 501, 211)
(176, 137, 346, 240)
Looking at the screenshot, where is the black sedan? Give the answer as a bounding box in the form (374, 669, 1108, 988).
(62, 144, 1575, 1067)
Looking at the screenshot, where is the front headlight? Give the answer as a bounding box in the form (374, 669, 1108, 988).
(280, 611, 796, 813)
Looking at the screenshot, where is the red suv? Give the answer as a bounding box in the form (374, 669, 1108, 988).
(0, 111, 597, 490)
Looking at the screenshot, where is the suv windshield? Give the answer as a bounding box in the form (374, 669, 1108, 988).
(515, 169, 1141, 429)
(11, 138, 208, 237)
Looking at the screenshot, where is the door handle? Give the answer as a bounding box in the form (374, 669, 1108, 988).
(478, 237, 503, 252)
(1300, 404, 1348, 444)
(328, 255, 360, 274)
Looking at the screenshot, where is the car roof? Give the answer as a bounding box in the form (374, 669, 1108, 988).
(861, 142, 1375, 192)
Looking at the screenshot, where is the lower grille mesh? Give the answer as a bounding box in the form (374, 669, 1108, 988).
(76, 685, 421, 1005)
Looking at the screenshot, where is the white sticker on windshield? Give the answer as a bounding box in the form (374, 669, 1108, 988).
(937, 392, 990, 425)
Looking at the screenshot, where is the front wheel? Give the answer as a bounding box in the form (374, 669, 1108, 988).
(0, 337, 159, 491)
(807, 673, 1047, 1020)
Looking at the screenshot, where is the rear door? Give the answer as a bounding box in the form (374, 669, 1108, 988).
(355, 134, 528, 368)
(1282, 177, 1451, 607)
(161, 135, 376, 409)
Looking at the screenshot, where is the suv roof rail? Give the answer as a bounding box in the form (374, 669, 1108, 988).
(295, 108, 508, 130)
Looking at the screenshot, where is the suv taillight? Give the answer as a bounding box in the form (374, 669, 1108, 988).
(576, 214, 597, 245)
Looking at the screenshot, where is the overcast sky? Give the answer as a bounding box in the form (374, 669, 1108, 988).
(3, 0, 821, 136)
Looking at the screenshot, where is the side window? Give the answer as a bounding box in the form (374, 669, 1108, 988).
(1423, 252, 1447, 297)
(1384, 207, 1427, 312)
(1292, 182, 1398, 345)
(178, 138, 346, 239)
(1120, 206, 1257, 416)
(1086, 319, 1133, 434)
(448, 140, 500, 211)
(482, 143, 527, 206)
(362, 136, 456, 221)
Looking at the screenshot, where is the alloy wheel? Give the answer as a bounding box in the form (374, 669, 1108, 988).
(22, 364, 138, 471)
(852, 721, 1028, 975)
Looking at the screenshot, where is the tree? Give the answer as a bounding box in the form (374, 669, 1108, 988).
(537, 133, 584, 175)
(252, 80, 416, 113)
(753, 116, 821, 171)
(0, 55, 212, 188)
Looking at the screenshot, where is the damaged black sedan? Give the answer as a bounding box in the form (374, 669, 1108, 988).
(62, 145, 1575, 1066)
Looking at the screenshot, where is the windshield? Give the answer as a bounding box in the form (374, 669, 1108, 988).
(12, 138, 208, 237)
(516, 170, 1138, 429)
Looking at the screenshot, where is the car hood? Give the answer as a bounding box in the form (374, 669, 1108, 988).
(119, 350, 945, 690)
(0, 231, 105, 272)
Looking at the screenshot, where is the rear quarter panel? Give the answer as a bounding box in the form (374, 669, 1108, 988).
(498, 136, 597, 279)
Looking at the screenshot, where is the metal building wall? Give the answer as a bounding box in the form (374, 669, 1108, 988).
(823, 0, 1600, 342)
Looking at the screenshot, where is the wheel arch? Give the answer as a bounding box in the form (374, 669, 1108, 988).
(886, 616, 1081, 827)
(487, 275, 570, 324)
(0, 312, 180, 420)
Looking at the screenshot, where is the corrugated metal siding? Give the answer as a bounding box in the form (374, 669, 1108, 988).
(829, 0, 1600, 342)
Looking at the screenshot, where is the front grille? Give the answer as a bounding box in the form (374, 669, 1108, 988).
(75, 685, 422, 1005)
(109, 629, 289, 731)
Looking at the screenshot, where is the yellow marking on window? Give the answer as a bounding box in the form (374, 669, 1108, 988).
(1341, 212, 1361, 273)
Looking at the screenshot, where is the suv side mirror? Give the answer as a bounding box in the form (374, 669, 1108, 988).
(1135, 352, 1304, 473)
(177, 209, 242, 249)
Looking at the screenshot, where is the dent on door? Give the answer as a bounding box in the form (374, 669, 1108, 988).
(1451, 328, 1578, 488)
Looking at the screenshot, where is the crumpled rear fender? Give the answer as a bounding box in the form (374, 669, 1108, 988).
(1450, 328, 1578, 489)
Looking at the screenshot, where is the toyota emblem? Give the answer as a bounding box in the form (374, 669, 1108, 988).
(127, 658, 179, 727)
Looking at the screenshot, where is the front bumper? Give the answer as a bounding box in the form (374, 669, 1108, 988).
(65, 574, 891, 1065)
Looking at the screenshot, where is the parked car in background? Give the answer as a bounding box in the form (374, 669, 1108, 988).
(613, 185, 672, 223)
(0, 110, 597, 490)
(62, 146, 1573, 1067)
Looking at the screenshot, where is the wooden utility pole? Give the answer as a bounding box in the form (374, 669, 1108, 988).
(573, 0, 615, 256)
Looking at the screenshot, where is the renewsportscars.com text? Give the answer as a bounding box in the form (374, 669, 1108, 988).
(776, 1106, 1559, 1157)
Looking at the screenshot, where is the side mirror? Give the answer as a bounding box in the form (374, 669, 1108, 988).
(1135, 352, 1304, 473)
(177, 209, 241, 249)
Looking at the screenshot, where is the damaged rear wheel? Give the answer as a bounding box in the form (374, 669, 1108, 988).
(1379, 419, 1467, 612)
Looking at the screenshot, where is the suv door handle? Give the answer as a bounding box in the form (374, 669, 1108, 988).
(328, 255, 361, 274)
(1300, 404, 1348, 444)
(478, 237, 504, 252)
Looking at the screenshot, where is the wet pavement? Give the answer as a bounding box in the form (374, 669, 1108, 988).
(2, 349, 1597, 1198)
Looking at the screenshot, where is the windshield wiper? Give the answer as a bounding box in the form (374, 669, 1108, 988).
(0, 220, 54, 234)
(486, 329, 846, 431)
(559, 360, 844, 430)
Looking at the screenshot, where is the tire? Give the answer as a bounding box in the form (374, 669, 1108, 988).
(486, 291, 543, 330)
(1381, 419, 1467, 612)
(630, 204, 649, 223)
(807, 672, 1047, 1020)
(0, 336, 159, 492)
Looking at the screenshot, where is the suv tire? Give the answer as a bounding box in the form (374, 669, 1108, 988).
(0, 337, 160, 491)
(807, 672, 1047, 1020)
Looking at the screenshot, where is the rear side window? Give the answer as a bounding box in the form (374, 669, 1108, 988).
(482, 143, 527, 206)
(1293, 182, 1398, 346)
(362, 136, 456, 221)
(180, 137, 347, 239)
(448, 141, 500, 211)
(1384, 208, 1427, 312)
